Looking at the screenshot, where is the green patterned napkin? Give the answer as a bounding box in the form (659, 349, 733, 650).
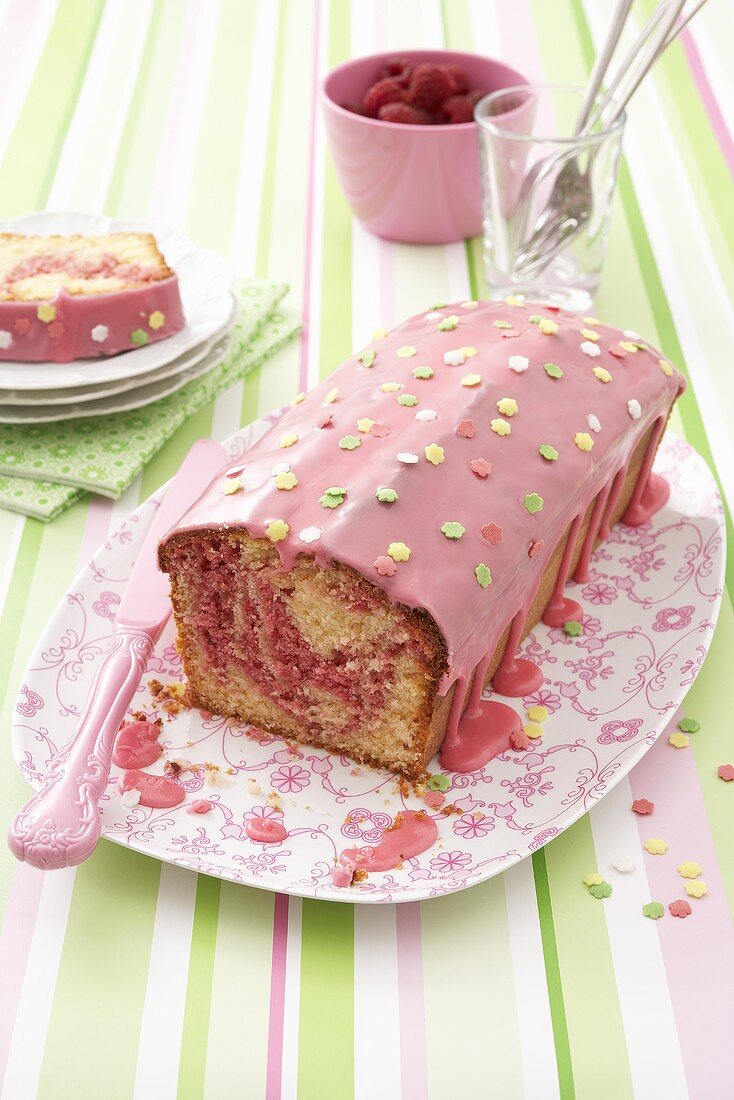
(0, 279, 300, 521)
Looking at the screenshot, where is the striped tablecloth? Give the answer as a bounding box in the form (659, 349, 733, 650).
(1, 2, 732, 1098)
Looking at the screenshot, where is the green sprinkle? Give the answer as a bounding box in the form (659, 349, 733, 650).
(397, 394, 419, 407)
(428, 301, 447, 310)
(338, 435, 361, 450)
(324, 486, 347, 498)
(412, 366, 434, 380)
(529, 314, 542, 324)
(375, 487, 398, 503)
(130, 328, 148, 346)
(564, 620, 584, 636)
(544, 362, 564, 379)
(358, 349, 376, 368)
(524, 492, 543, 514)
(678, 717, 700, 733)
(633, 342, 648, 351)
(642, 901, 664, 920)
(492, 320, 512, 329)
(475, 563, 492, 588)
(438, 316, 459, 331)
(427, 774, 450, 792)
(588, 882, 612, 899)
(441, 521, 465, 540)
(320, 492, 345, 509)
(539, 444, 559, 461)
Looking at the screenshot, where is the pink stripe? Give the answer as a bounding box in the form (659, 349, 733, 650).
(493, 0, 544, 83)
(264, 892, 289, 1100)
(298, 0, 322, 391)
(0, 864, 44, 1083)
(680, 29, 734, 180)
(0, 1, 40, 105)
(630, 716, 734, 1097)
(396, 903, 429, 1100)
(77, 494, 113, 564)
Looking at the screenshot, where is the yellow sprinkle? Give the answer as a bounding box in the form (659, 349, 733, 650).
(685, 880, 708, 898)
(461, 300, 479, 309)
(527, 705, 548, 722)
(388, 541, 411, 562)
(356, 417, 375, 433)
(278, 433, 299, 448)
(290, 392, 306, 406)
(265, 519, 289, 542)
(222, 476, 241, 495)
(380, 381, 402, 393)
(574, 432, 594, 452)
(37, 303, 56, 323)
(583, 873, 604, 887)
(324, 387, 339, 404)
(496, 397, 518, 417)
(643, 838, 668, 855)
(396, 345, 416, 358)
(461, 373, 481, 387)
(582, 316, 600, 326)
(677, 861, 702, 879)
(669, 731, 690, 749)
(490, 418, 511, 436)
(538, 318, 559, 335)
(659, 358, 674, 377)
(459, 345, 478, 358)
(524, 722, 543, 739)
(372, 327, 387, 341)
(274, 471, 298, 490)
(619, 340, 639, 353)
(580, 328, 599, 341)
(505, 295, 524, 306)
(148, 310, 165, 330)
(424, 443, 445, 465)
(593, 366, 612, 383)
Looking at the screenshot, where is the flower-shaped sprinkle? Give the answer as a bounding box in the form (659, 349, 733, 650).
(413, 366, 433, 379)
(491, 418, 511, 436)
(397, 452, 419, 464)
(438, 316, 459, 331)
(338, 435, 361, 450)
(524, 722, 543, 739)
(455, 419, 475, 438)
(320, 486, 347, 508)
(539, 443, 558, 461)
(643, 838, 668, 855)
(380, 381, 402, 393)
(471, 459, 492, 478)
(91, 324, 109, 342)
(580, 340, 601, 357)
(524, 492, 543, 514)
(589, 882, 612, 899)
(669, 899, 692, 918)
(584, 872, 604, 886)
(510, 729, 531, 750)
(374, 555, 397, 576)
(677, 860, 702, 879)
(397, 393, 418, 406)
(659, 358, 674, 377)
(538, 318, 559, 335)
(274, 471, 298, 490)
(619, 340, 639, 353)
(493, 319, 512, 329)
(509, 355, 529, 373)
(290, 391, 306, 406)
(37, 304, 56, 322)
(497, 397, 518, 416)
(148, 310, 165, 330)
(372, 327, 387, 340)
(375, 487, 398, 503)
(265, 519, 289, 542)
(527, 705, 548, 722)
(574, 432, 594, 451)
(642, 901, 664, 920)
(580, 327, 599, 341)
(593, 366, 612, 383)
(544, 362, 563, 378)
(481, 522, 503, 543)
(396, 345, 416, 358)
(357, 417, 375, 433)
(324, 386, 339, 404)
(222, 476, 241, 495)
(131, 328, 148, 346)
(529, 539, 544, 557)
(717, 764, 734, 781)
(415, 409, 438, 422)
(587, 413, 601, 433)
(564, 620, 584, 636)
(628, 399, 642, 420)
(278, 432, 298, 448)
(425, 443, 445, 465)
(299, 527, 321, 543)
(475, 563, 492, 588)
(444, 349, 465, 366)
(679, 717, 700, 733)
(612, 856, 636, 873)
(685, 881, 708, 898)
(441, 521, 465, 539)
(669, 732, 689, 749)
(632, 798, 654, 815)
(460, 345, 478, 357)
(358, 349, 376, 367)
(388, 542, 411, 562)
(461, 373, 481, 387)
(371, 422, 391, 437)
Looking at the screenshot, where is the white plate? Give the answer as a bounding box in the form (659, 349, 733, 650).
(0, 211, 234, 389)
(11, 425, 724, 903)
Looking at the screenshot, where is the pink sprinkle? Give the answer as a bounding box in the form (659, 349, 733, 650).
(481, 522, 503, 545)
(370, 422, 390, 438)
(717, 764, 734, 782)
(14, 318, 30, 336)
(609, 345, 627, 358)
(423, 791, 446, 810)
(455, 419, 476, 439)
(188, 799, 213, 814)
(316, 412, 333, 428)
(528, 539, 545, 557)
(500, 329, 520, 339)
(669, 899, 692, 918)
(470, 458, 492, 478)
(510, 729, 531, 750)
(48, 321, 65, 339)
(545, 305, 561, 312)
(374, 555, 397, 577)
(632, 798, 654, 815)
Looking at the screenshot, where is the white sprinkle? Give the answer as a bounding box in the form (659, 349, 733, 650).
(397, 452, 419, 464)
(443, 349, 465, 367)
(612, 855, 636, 873)
(91, 324, 109, 342)
(415, 409, 437, 422)
(461, 300, 479, 309)
(627, 398, 642, 420)
(587, 413, 602, 433)
(0, 330, 12, 349)
(623, 329, 641, 340)
(121, 788, 141, 808)
(271, 461, 291, 475)
(580, 341, 601, 358)
(508, 355, 529, 373)
(298, 526, 321, 544)
(424, 311, 443, 323)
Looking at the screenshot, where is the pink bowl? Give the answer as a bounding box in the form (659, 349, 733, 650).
(321, 50, 529, 244)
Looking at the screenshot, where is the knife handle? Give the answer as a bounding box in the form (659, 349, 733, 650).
(8, 627, 154, 871)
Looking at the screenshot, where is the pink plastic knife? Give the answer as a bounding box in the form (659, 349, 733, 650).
(8, 438, 227, 871)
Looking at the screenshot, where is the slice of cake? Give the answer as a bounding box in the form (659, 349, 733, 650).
(158, 300, 684, 778)
(0, 232, 185, 362)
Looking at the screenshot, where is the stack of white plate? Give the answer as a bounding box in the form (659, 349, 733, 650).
(0, 212, 236, 424)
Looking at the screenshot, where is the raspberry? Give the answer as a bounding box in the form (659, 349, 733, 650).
(406, 62, 454, 112)
(442, 63, 470, 95)
(363, 78, 406, 117)
(468, 88, 488, 107)
(342, 99, 367, 116)
(380, 57, 412, 86)
(441, 94, 475, 124)
(378, 102, 432, 125)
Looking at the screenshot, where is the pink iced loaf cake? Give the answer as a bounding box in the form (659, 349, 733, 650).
(0, 232, 185, 362)
(158, 299, 684, 778)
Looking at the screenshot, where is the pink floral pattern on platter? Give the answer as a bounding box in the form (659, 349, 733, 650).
(9, 429, 726, 903)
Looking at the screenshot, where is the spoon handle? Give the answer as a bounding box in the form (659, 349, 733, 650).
(574, 0, 634, 135)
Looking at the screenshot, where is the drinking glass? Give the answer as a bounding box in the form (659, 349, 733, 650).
(475, 84, 625, 312)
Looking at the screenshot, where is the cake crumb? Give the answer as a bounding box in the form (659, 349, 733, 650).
(247, 777, 263, 796)
(148, 678, 192, 716)
(353, 869, 368, 883)
(267, 791, 283, 811)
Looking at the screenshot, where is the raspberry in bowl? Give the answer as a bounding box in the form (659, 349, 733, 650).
(321, 50, 528, 244)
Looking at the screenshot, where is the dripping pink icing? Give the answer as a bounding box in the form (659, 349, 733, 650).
(491, 608, 544, 697)
(543, 512, 583, 628)
(440, 698, 522, 772)
(245, 818, 288, 844)
(623, 418, 670, 525)
(112, 720, 162, 770)
(118, 769, 185, 809)
(331, 809, 437, 887)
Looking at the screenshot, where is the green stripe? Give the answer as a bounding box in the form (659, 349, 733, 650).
(37, 848, 161, 1100)
(298, 900, 354, 1099)
(255, 0, 290, 281)
(178, 876, 221, 1099)
(532, 850, 575, 1099)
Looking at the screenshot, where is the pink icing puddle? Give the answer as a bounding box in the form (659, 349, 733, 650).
(491, 655, 543, 697)
(188, 799, 213, 815)
(245, 818, 288, 844)
(542, 594, 583, 629)
(331, 810, 438, 887)
(440, 699, 522, 773)
(112, 720, 162, 769)
(623, 472, 670, 526)
(118, 769, 185, 809)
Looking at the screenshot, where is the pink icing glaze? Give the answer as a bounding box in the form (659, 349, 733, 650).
(160, 300, 683, 715)
(440, 698, 522, 772)
(245, 818, 288, 843)
(118, 769, 185, 809)
(188, 799, 213, 814)
(0, 277, 184, 362)
(331, 809, 437, 886)
(112, 720, 162, 770)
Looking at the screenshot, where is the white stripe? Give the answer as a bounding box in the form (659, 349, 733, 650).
(133, 864, 198, 1100)
(0, 0, 58, 166)
(590, 779, 688, 1098)
(279, 895, 302, 1100)
(690, 12, 734, 144)
(354, 907, 401, 1100)
(0, 869, 76, 1100)
(468, 0, 503, 54)
(305, 0, 328, 393)
(503, 859, 561, 1100)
